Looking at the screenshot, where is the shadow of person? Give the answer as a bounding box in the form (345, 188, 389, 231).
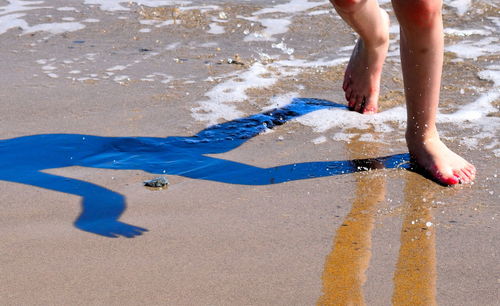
(0, 98, 410, 238)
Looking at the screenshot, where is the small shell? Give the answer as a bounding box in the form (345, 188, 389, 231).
(143, 176, 169, 188)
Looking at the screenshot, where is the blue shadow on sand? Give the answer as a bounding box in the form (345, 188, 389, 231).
(0, 98, 410, 238)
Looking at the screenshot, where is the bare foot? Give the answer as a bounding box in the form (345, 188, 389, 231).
(407, 135, 476, 185)
(343, 9, 389, 114)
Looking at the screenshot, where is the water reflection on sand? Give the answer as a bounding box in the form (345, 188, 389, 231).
(318, 141, 437, 305)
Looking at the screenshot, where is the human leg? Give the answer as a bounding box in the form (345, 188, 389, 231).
(392, 0, 476, 184)
(330, 0, 390, 113)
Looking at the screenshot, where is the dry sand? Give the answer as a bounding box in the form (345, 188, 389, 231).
(0, 1, 499, 305)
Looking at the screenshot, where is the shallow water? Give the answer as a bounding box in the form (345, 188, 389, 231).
(1, 0, 498, 154)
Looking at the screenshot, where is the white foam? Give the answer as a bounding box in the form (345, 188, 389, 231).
(295, 106, 406, 133)
(189, 53, 369, 129)
(389, 24, 400, 35)
(155, 20, 175, 27)
(263, 92, 300, 111)
(139, 20, 157, 25)
(444, 28, 491, 36)
(446, 0, 472, 16)
(165, 42, 180, 50)
(57, 7, 77, 12)
(488, 17, 500, 28)
(178, 5, 219, 13)
(85, 53, 97, 60)
(76, 76, 98, 82)
(478, 66, 500, 87)
(308, 10, 330, 16)
(192, 62, 280, 124)
(296, 62, 499, 149)
(113, 75, 130, 83)
(331, 133, 353, 143)
(23, 22, 85, 35)
(2, 0, 486, 151)
(312, 136, 327, 144)
(358, 133, 376, 142)
(207, 22, 225, 34)
(0, 13, 28, 35)
(0, 1, 72, 35)
(272, 41, 294, 55)
(199, 42, 218, 48)
(83, 0, 191, 12)
(0, 0, 48, 15)
(244, 18, 291, 42)
(446, 37, 500, 59)
(257, 52, 278, 63)
(276, 57, 349, 68)
(253, 0, 329, 15)
(147, 72, 173, 84)
(42, 65, 56, 70)
(107, 65, 128, 71)
(82, 18, 99, 23)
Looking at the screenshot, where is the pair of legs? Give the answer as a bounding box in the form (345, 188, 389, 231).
(331, 0, 476, 185)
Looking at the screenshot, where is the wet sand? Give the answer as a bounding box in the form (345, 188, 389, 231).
(1, 1, 499, 305)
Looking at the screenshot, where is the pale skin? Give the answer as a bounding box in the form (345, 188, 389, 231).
(330, 0, 476, 185)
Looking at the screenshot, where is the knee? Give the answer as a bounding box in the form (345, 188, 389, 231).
(331, 0, 366, 14)
(393, 0, 442, 29)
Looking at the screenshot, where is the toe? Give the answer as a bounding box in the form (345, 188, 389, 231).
(363, 104, 377, 114)
(467, 164, 476, 178)
(452, 169, 469, 184)
(459, 170, 471, 184)
(461, 164, 476, 182)
(444, 175, 460, 185)
(354, 95, 363, 112)
(363, 106, 377, 114)
(343, 77, 349, 91)
(345, 87, 352, 102)
(362, 97, 378, 114)
(434, 167, 460, 185)
(349, 95, 357, 110)
(462, 167, 475, 182)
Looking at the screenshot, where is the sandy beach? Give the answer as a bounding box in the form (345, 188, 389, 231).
(1, 0, 499, 305)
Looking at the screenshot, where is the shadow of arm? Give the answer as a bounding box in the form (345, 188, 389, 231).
(4, 171, 147, 238)
(191, 98, 347, 154)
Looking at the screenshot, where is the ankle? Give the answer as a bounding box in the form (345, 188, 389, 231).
(405, 127, 439, 146)
(357, 34, 389, 67)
